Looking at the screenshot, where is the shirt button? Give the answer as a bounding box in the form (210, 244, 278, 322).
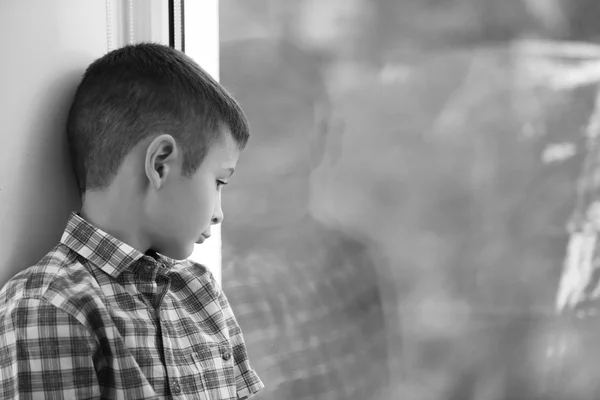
(222, 352, 232, 361)
(172, 381, 181, 394)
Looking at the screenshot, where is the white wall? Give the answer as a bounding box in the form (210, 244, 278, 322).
(0, 0, 221, 286)
(0, 0, 106, 286)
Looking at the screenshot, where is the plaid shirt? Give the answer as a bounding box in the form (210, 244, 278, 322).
(0, 212, 263, 399)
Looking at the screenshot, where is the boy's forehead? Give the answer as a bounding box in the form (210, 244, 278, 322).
(207, 127, 240, 165)
(219, 126, 239, 153)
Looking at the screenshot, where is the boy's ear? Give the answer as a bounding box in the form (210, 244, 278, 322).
(145, 134, 179, 190)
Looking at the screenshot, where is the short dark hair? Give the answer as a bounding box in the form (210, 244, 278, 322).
(67, 42, 249, 196)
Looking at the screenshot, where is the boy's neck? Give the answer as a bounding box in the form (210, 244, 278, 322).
(80, 189, 149, 254)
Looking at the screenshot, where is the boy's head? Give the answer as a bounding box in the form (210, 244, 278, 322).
(67, 43, 249, 259)
(219, 39, 331, 229)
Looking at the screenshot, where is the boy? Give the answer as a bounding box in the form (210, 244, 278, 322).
(0, 43, 263, 399)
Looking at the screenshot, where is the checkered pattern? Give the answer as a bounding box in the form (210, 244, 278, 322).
(0, 212, 263, 399)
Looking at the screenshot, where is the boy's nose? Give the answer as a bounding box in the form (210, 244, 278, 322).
(212, 205, 224, 225)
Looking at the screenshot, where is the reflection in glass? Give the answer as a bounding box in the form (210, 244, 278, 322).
(219, 1, 600, 398)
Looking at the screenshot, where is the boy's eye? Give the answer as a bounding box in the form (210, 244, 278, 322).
(216, 180, 228, 189)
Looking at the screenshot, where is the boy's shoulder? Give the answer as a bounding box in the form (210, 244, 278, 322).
(0, 243, 99, 315)
(0, 246, 222, 317)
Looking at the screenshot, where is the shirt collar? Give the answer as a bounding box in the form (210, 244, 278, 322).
(60, 212, 148, 277)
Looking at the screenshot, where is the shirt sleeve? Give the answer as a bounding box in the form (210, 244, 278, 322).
(210, 274, 265, 399)
(0, 297, 101, 399)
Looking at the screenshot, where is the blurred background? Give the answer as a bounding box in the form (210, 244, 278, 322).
(217, 0, 600, 399)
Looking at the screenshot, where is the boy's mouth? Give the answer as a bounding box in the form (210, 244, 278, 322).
(196, 233, 211, 244)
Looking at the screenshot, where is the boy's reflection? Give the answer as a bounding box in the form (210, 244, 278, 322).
(220, 36, 394, 399)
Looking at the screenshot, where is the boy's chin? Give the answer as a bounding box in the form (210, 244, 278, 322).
(158, 242, 196, 261)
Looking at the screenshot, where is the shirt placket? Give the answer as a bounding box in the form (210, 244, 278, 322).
(153, 264, 186, 398)
(134, 260, 174, 396)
